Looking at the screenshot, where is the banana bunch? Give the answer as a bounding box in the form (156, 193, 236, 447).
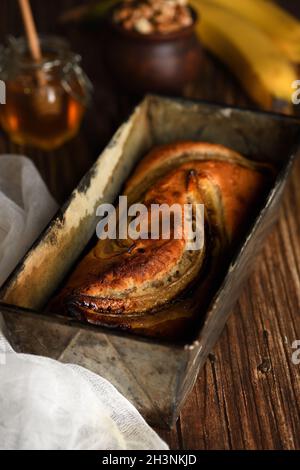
(207, 0, 300, 62)
(191, 0, 299, 111)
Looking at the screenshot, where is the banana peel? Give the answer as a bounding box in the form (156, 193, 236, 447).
(205, 0, 300, 63)
(192, 0, 296, 111)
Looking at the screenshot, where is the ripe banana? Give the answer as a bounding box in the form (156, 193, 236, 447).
(204, 0, 300, 63)
(191, 0, 296, 110)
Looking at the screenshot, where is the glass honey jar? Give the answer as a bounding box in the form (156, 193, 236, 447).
(0, 36, 91, 150)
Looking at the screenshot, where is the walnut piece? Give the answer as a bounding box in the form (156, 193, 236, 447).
(113, 0, 193, 34)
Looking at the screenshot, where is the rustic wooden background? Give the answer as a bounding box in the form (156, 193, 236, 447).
(0, 1, 299, 450)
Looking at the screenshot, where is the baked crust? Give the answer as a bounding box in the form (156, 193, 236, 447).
(50, 142, 270, 339)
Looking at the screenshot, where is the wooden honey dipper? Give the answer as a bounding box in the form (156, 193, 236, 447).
(18, 0, 62, 115)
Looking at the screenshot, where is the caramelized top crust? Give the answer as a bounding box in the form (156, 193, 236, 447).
(124, 142, 260, 192)
(51, 142, 269, 336)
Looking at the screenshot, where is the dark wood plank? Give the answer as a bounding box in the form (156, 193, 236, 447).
(0, 0, 300, 450)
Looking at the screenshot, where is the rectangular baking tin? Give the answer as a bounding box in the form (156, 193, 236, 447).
(1, 95, 300, 428)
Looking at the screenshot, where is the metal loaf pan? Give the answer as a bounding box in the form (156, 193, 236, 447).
(1, 95, 300, 428)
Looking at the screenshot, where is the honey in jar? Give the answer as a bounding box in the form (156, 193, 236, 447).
(0, 36, 91, 150)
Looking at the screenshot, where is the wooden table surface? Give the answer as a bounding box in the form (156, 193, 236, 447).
(0, 1, 299, 450)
